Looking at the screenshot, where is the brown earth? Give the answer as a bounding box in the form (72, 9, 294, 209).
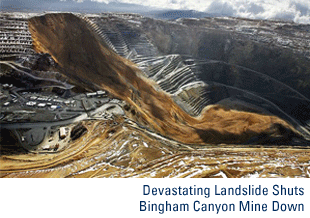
(28, 13, 301, 145)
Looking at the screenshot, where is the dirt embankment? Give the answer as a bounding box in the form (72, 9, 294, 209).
(28, 13, 300, 145)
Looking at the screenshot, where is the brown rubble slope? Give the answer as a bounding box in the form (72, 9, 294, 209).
(28, 13, 301, 145)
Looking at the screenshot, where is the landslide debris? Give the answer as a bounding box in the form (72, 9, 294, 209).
(28, 13, 305, 145)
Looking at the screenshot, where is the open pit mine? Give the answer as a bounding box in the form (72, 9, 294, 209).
(1, 12, 310, 178)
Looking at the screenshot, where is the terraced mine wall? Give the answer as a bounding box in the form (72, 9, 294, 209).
(0, 14, 35, 58)
(141, 17, 310, 99)
(82, 14, 310, 138)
